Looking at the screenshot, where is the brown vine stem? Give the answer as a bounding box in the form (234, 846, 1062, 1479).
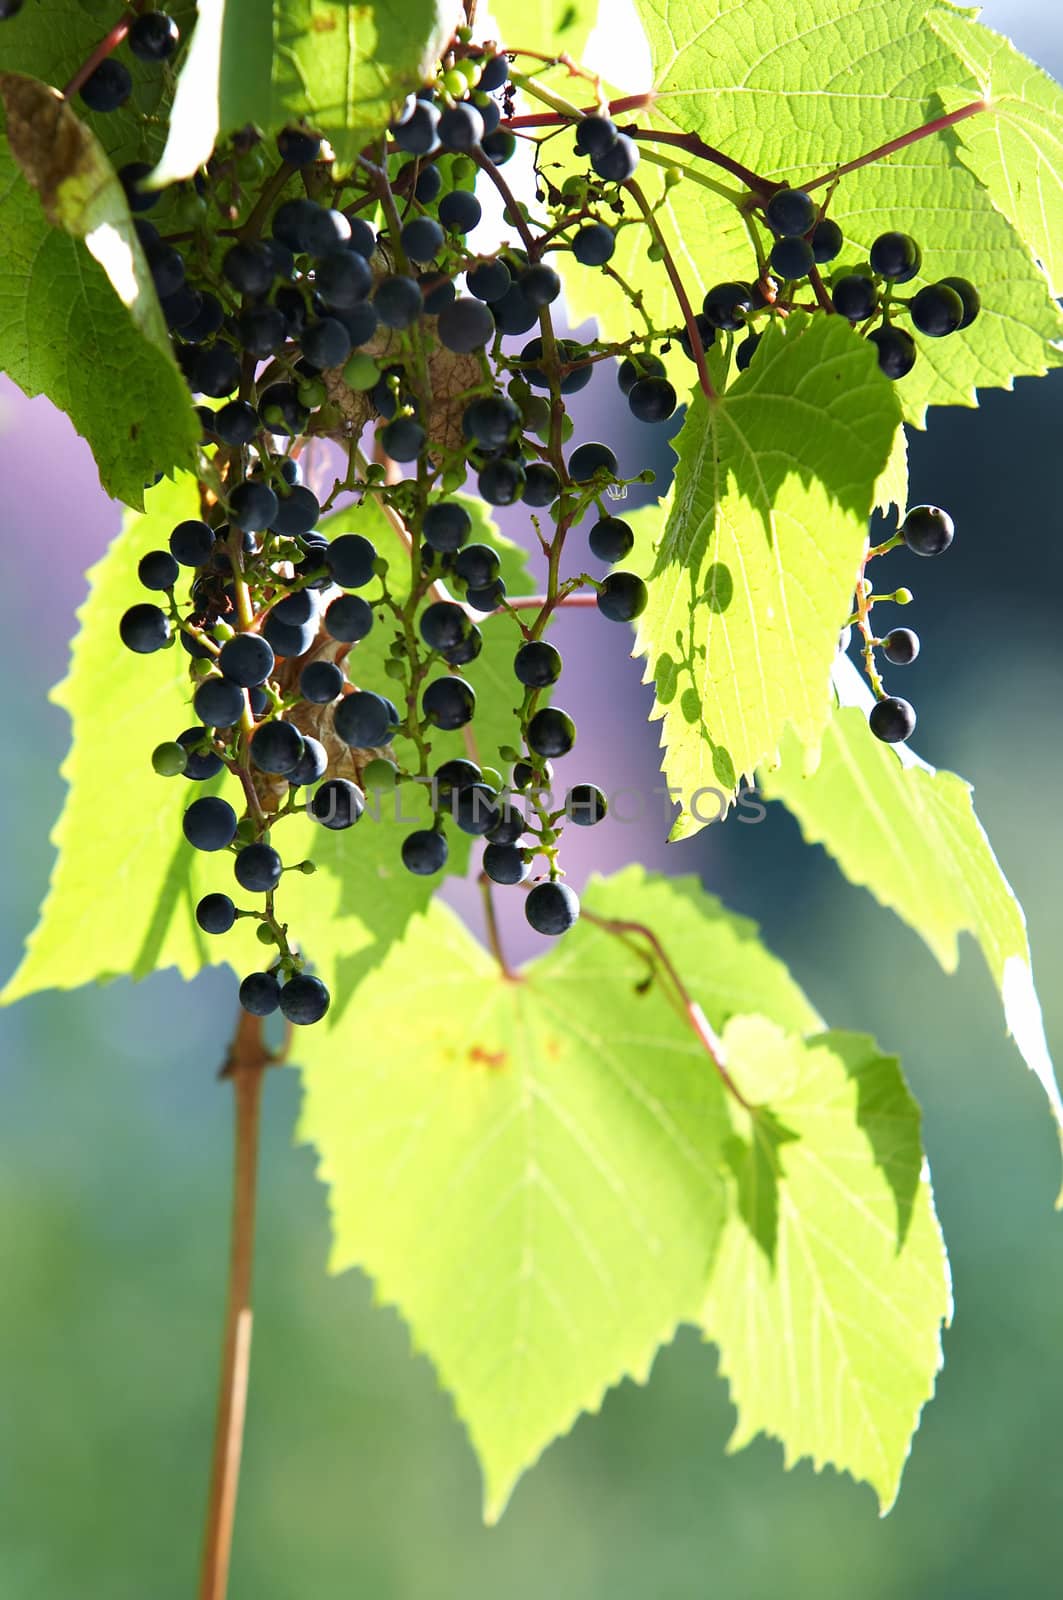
(500, 591, 598, 614)
(802, 99, 989, 192)
(581, 910, 753, 1109)
(198, 1010, 275, 1600)
(625, 177, 716, 401)
(479, 874, 519, 981)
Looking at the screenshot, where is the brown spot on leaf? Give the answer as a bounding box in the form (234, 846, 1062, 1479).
(468, 1044, 508, 1072)
(0, 73, 110, 233)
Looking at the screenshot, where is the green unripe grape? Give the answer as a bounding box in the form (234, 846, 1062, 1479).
(236, 146, 268, 182)
(298, 378, 327, 409)
(522, 396, 551, 436)
(647, 240, 664, 262)
(508, 376, 531, 404)
(481, 766, 504, 791)
(560, 411, 575, 443)
(366, 462, 387, 484)
(152, 740, 188, 777)
(372, 555, 389, 578)
(450, 156, 476, 185)
(295, 860, 317, 875)
(235, 819, 258, 845)
(343, 353, 380, 391)
(561, 175, 588, 202)
(191, 656, 215, 678)
(441, 466, 465, 494)
(893, 587, 914, 605)
(172, 190, 208, 229)
(456, 23, 473, 41)
(257, 923, 277, 946)
(663, 165, 683, 188)
(213, 620, 235, 642)
(362, 758, 398, 791)
(384, 658, 407, 680)
(442, 68, 466, 97)
(453, 57, 479, 87)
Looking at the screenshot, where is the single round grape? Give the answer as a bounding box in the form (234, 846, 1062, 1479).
(229, 480, 278, 534)
(400, 216, 444, 263)
(525, 881, 580, 936)
(588, 516, 634, 564)
(574, 114, 618, 157)
(145, 242, 186, 298)
(811, 218, 843, 263)
(128, 10, 180, 59)
(423, 676, 476, 730)
(869, 231, 922, 283)
(483, 843, 529, 885)
(276, 125, 321, 165)
(423, 501, 472, 552)
(512, 759, 552, 792)
(178, 728, 223, 781)
(79, 58, 132, 113)
(302, 317, 352, 369)
(262, 613, 316, 658)
(628, 376, 677, 423)
(240, 971, 281, 1016)
(592, 134, 639, 182)
(521, 263, 561, 308)
(487, 806, 527, 846)
(314, 249, 372, 309)
(401, 829, 448, 875)
(454, 543, 501, 590)
(478, 457, 525, 506)
(439, 103, 484, 151)
(333, 690, 396, 748)
(138, 549, 180, 590)
(938, 276, 980, 329)
(514, 640, 562, 687)
(441, 624, 482, 667)
(524, 463, 561, 508)
(482, 127, 517, 165)
(868, 325, 917, 380)
(374, 275, 424, 329)
(409, 163, 442, 203)
(269, 485, 320, 538)
(192, 343, 241, 398)
(183, 796, 238, 853)
(194, 675, 245, 729)
(566, 784, 607, 826)
(287, 735, 328, 789)
(213, 400, 259, 446)
(766, 187, 816, 237)
(911, 282, 965, 338)
(250, 720, 305, 775)
(380, 415, 426, 462)
(572, 222, 615, 266)
(220, 633, 275, 688)
(310, 778, 365, 830)
(152, 740, 188, 777)
(196, 893, 236, 935)
(770, 235, 815, 281)
(326, 533, 376, 588)
(736, 332, 761, 370)
(420, 600, 471, 652)
(678, 314, 717, 361)
(490, 282, 537, 335)
(454, 783, 502, 836)
(237, 304, 286, 358)
(832, 273, 878, 322)
(259, 381, 310, 436)
(467, 259, 511, 302)
(901, 504, 954, 557)
(618, 353, 666, 395)
(234, 842, 283, 892)
(883, 627, 920, 665)
(702, 282, 753, 330)
(869, 695, 916, 743)
(119, 603, 171, 654)
(527, 707, 576, 758)
(463, 393, 519, 449)
(597, 571, 648, 622)
(279, 973, 331, 1024)
(439, 189, 482, 233)
(223, 240, 275, 296)
(390, 100, 440, 155)
(169, 519, 214, 568)
(568, 441, 618, 483)
(325, 594, 373, 643)
(299, 660, 345, 703)
(118, 162, 158, 214)
(437, 296, 496, 353)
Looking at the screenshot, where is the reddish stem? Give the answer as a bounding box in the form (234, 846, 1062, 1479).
(803, 99, 989, 193)
(500, 591, 598, 614)
(626, 127, 771, 195)
(504, 92, 655, 130)
(626, 176, 716, 400)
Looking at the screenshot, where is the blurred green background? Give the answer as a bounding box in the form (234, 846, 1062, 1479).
(4, 3, 1063, 1593)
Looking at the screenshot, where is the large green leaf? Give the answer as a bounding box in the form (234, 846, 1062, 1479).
(564, 0, 1063, 420)
(759, 658, 1063, 1179)
(297, 865, 819, 1520)
(1, 478, 537, 1007)
(702, 1016, 951, 1513)
(154, 0, 464, 183)
(931, 12, 1063, 298)
(636, 313, 900, 837)
(490, 0, 598, 60)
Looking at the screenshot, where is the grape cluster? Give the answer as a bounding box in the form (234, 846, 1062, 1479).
(852, 503, 955, 745)
(47, 5, 984, 1010)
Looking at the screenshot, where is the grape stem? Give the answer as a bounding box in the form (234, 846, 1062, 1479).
(802, 99, 989, 193)
(581, 911, 752, 1109)
(852, 548, 886, 699)
(198, 1010, 277, 1600)
(499, 591, 598, 614)
(479, 874, 519, 981)
(624, 177, 716, 400)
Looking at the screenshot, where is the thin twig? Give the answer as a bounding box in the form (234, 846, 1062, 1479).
(479, 874, 519, 980)
(198, 1011, 273, 1600)
(581, 910, 753, 1108)
(802, 100, 989, 193)
(625, 177, 716, 400)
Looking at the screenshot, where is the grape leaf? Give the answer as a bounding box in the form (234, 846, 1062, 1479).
(297, 864, 819, 1520)
(153, 0, 464, 184)
(0, 9, 199, 504)
(931, 12, 1063, 299)
(489, 0, 598, 61)
(1, 479, 537, 1008)
(701, 1016, 951, 1513)
(582, 0, 1063, 421)
(875, 424, 908, 523)
(759, 659, 1063, 1184)
(636, 313, 900, 837)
